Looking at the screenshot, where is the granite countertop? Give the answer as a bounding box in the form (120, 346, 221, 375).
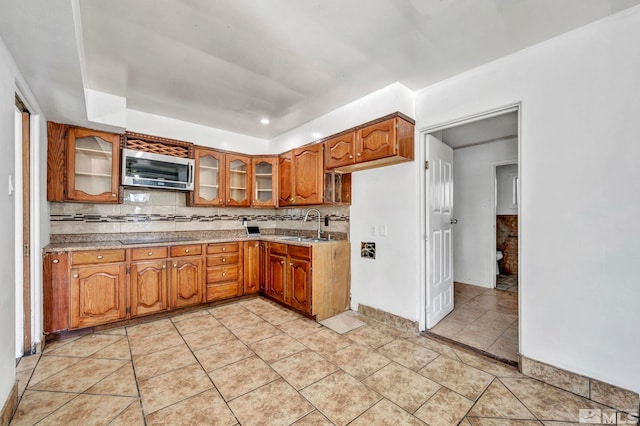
(44, 235, 347, 252)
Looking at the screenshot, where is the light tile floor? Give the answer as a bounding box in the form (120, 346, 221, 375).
(430, 282, 519, 362)
(11, 296, 620, 425)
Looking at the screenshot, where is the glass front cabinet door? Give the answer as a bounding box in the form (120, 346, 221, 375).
(194, 147, 225, 206)
(66, 127, 121, 203)
(226, 154, 251, 207)
(251, 157, 277, 207)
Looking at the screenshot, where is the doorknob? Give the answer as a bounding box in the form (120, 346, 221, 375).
(450, 219, 458, 224)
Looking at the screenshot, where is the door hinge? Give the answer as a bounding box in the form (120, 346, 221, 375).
(126, 267, 131, 274)
(425, 160, 429, 170)
(23, 243, 29, 257)
(126, 307, 131, 314)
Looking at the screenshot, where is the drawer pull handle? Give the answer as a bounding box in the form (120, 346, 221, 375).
(185, 249, 190, 253)
(73, 274, 79, 278)
(111, 193, 116, 197)
(148, 252, 153, 256)
(97, 255, 103, 260)
(222, 258, 226, 262)
(222, 248, 226, 252)
(222, 272, 226, 277)
(52, 259, 59, 264)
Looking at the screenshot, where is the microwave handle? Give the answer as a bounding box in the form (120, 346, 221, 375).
(190, 163, 194, 183)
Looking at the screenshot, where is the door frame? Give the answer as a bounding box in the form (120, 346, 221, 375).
(492, 160, 519, 288)
(417, 103, 522, 333)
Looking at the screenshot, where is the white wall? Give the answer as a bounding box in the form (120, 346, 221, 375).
(496, 163, 519, 215)
(415, 6, 640, 393)
(453, 139, 518, 287)
(126, 109, 269, 155)
(0, 36, 18, 409)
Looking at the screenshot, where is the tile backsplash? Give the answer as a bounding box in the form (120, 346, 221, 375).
(50, 189, 350, 237)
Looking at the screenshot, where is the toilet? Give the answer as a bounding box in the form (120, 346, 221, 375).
(496, 251, 504, 275)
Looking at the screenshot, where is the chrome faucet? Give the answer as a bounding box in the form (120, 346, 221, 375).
(303, 208, 322, 239)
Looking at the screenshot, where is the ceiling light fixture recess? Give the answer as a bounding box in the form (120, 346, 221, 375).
(260, 118, 270, 124)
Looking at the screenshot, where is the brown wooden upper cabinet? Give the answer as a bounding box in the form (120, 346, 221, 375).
(251, 157, 278, 207)
(324, 114, 415, 172)
(47, 123, 122, 203)
(279, 144, 324, 206)
(194, 147, 225, 206)
(225, 154, 251, 207)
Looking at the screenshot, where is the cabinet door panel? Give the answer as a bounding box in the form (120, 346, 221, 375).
(131, 260, 167, 316)
(292, 144, 323, 205)
(356, 118, 397, 163)
(252, 157, 278, 207)
(43, 252, 69, 332)
(170, 257, 202, 308)
(278, 152, 293, 206)
(71, 263, 126, 328)
(207, 282, 242, 301)
(243, 241, 260, 294)
(194, 147, 225, 206)
(259, 242, 268, 293)
(268, 253, 286, 303)
(226, 154, 251, 207)
(325, 133, 355, 169)
(66, 127, 121, 203)
(288, 258, 311, 314)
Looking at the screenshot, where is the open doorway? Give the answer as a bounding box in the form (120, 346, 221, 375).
(423, 107, 520, 364)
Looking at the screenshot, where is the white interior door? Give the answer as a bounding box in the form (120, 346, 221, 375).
(426, 134, 454, 329)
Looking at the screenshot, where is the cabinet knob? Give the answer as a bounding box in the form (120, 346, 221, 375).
(185, 249, 190, 253)
(227, 199, 231, 203)
(222, 258, 226, 262)
(222, 247, 226, 252)
(52, 259, 59, 264)
(111, 193, 116, 197)
(173, 263, 178, 268)
(290, 198, 294, 202)
(280, 261, 284, 265)
(222, 272, 226, 277)
(290, 263, 293, 266)
(356, 153, 362, 157)
(162, 265, 166, 269)
(73, 274, 79, 278)
(349, 155, 353, 159)
(148, 252, 153, 256)
(97, 255, 103, 260)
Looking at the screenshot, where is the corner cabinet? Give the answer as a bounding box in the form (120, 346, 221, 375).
(324, 113, 415, 173)
(193, 147, 225, 206)
(279, 144, 324, 206)
(47, 123, 123, 203)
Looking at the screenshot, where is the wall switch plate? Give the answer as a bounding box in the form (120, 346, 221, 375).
(361, 242, 376, 259)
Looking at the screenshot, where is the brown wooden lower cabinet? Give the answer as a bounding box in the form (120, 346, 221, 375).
(70, 262, 127, 329)
(260, 241, 350, 320)
(43, 239, 350, 333)
(170, 256, 202, 308)
(130, 260, 168, 316)
(205, 242, 243, 302)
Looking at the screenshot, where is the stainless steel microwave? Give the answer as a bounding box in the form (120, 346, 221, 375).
(122, 149, 195, 191)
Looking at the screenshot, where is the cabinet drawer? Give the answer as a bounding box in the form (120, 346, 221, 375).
(206, 265, 239, 283)
(71, 249, 126, 265)
(269, 242, 288, 256)
(206, 282, 241, 302)
(131, 246, 168, 261)
(206, 243, 239, 254)
(170, 244, 202, 257)
(289, 245, 311, 260)
(207, 253, 239, 267)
